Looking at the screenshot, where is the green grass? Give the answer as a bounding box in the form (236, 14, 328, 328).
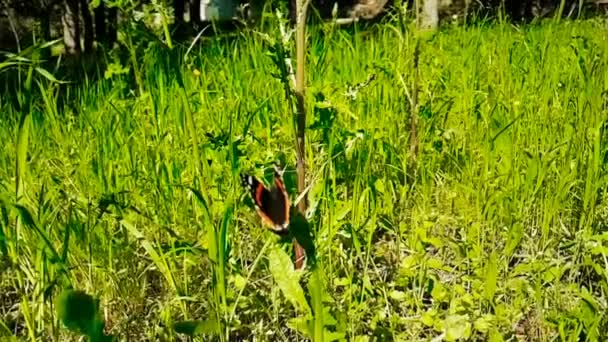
(1, 15, 608, 341)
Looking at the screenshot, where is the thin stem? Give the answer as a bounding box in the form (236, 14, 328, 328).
(410, 37, 420, 163)
(293, 0, 311, 269)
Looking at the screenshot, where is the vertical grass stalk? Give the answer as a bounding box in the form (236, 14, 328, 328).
(293, 0, 311, 270)
(410, 37, 420, 164)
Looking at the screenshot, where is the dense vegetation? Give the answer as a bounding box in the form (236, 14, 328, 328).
(1, 10, 608, 341)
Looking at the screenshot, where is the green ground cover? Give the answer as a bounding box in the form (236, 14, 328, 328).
(1, 16, 607, 341)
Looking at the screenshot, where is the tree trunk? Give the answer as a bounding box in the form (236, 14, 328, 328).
(107, 6, 117, 48)
(94, 2, 106, 46)
(190, 0, 201, 24)
(173, 0, 187, 39)
(40, 6, 51, 42)
(80, 0, 94, 52)
(62, 0, 81, 55)
(40, 4, 51, 60)
(289, 0, 297, 24)
(174, 0, 185, 23)
(419, 0, 438, 29)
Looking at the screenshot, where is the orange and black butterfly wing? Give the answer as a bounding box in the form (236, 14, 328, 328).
(262, 174, 290, 233)
(240, 172, 290, 235)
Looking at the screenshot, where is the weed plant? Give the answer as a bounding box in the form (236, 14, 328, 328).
(0, 15, 607, 341)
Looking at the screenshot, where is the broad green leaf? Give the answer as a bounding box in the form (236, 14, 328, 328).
(324, 330, 345, 341)
(504, 223, 523, 257)
(542, 265, 561, 283)
(488, 328, 504, 342)
(389, 290, 406, 301)
(399, 254, 420, 277)
(431, 281, 448, 303)
(34, 67, 63, 83)
(474, 314, 494, 333)
(268, 246, 311, 315)
(421, 309, 436, 327)
(334, 277, 350, 287)
(443, 314, 471, 341)
(230, 274, 247, 290)
(287, 316, 312, 338)
(427, 256, 450, 271)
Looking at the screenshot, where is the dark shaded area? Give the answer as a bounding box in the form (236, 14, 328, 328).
(478, 0, 607, 22)
(0, 0, 607, 107)
(2, 0, 608, 55)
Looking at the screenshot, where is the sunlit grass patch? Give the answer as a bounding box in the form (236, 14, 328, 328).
(1, 16, 607, 340)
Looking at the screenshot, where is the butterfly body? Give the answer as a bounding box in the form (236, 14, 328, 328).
(240, 168, 290, 235)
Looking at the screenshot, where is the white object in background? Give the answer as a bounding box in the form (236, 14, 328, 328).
(200, 0, 236, 21)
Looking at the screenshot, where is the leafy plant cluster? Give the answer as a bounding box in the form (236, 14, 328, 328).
(1, 11, 608, 342)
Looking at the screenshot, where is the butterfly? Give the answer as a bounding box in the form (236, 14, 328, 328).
(240, 166, 290, 235)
